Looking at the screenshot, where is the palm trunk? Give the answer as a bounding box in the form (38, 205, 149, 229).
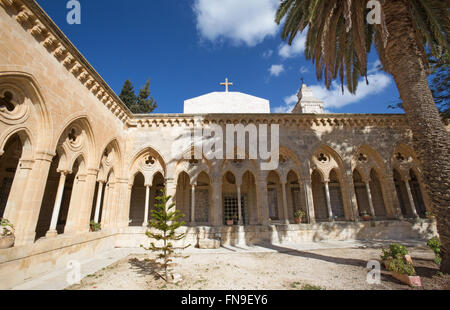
(381, 1, 450, 273)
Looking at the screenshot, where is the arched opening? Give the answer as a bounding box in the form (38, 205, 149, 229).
(0, 134, 23, 218)
(222, 171, 241, 225)
(370, 169, 386, 218)
(176, 171, 191, 223)
(353, 169, 370, 216)
(329, 169, 345, 220)
(393, 169, 411, 218)
(129, 172, 145, 226)
(312, 169, 327, 221)
(287, 170, 306, 222)
(194, 171, 211, 224)
(409, 169, 426, 218)
(267, 171, 282, 222)
(150, 172, 165, 213)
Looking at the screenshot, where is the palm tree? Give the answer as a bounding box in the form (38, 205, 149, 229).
(276, 0, 449, 273)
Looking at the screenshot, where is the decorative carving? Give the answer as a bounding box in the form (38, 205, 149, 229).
(395, 152, 405, 162)
(0, 91, 15, 112)
(358, 153, 368, 163)
(145, 155, 155, 166)
(317, 153, 328, 163)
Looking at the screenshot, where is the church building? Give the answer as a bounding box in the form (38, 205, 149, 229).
(0, 0, 439, 289)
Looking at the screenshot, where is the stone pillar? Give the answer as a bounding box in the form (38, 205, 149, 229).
(46, 170, 68, 237)
(346, 172, 359, 221)
(301, 174, 316, 224)
(94, 181, 105, 223)
(211, 175, 222, 226)
(365, 181, 376, 218)
(123, 182, 133, 227)
(237, 182, 243, 225)
(382, 172, 403, 220)
(191, 183, 196, 225)
(143, 184, 151, 226)
(165, 178, 176, 208)
(404, 178, 419, 218)
(11, 152, 53, 246)
(281, 181, 289, 224)
(324, 180, 333, 221)
(257, 178, 269, 226)
(71, 170, 97, 234)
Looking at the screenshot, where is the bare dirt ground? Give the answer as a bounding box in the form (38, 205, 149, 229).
(68, 245, 449, 290)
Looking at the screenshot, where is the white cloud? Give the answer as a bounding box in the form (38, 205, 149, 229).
(262, 49, 273, 59)
(299, 66, 309, 74)
(278, 32, 307, 58)
(273, 72, 392, 113)
(309, 73, 391, 109)
(273, 94, 298, 113)
(269, 64, 285, 77)
(193, 0, 279, 46)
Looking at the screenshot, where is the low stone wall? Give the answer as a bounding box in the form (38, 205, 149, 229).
(0, 219, 437, 289)
(0, 231, 117, 290)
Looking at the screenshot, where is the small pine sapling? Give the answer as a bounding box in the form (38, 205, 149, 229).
(142, 191, 190, 282)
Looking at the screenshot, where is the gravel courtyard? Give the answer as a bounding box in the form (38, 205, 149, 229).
(68, 244, 449, 290)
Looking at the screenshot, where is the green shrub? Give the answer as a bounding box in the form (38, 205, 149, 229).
(387, 258, 416, 276)
(427, 237, 441, 265)
(294, 210, 306, 219)
(89, 221, 101, 232)
(0, 218, 14, 237)
(380, 243, 409, 261)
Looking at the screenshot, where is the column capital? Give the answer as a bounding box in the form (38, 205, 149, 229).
(56, 169, 70, 176)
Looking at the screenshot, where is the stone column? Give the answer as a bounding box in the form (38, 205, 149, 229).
(258, 177, 269, 226)
(365, 181, 376, 218)
(301, 174, 316, 224)
(281, 181, 289, 224)
(324, 180, 333, 221)
(191, 183, 196, 225)
(383, 171, 403, 220)
(143, 184, 151, 226)
(68, 170, 97, 234)
(12, 152, 53, 246)
(165, 178, 176, 210)
(211, 175, 222, 227)
(94, 181, 105, 223)
(123, 183, 133, 227)
(46, 170, 68, 237)
(237, 182, 243, 225)
(404, 178, 419, 218)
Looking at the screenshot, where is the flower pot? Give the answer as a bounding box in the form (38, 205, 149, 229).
(294, 218, 302, 224)
(226, 220, 234, 226)
(0, 234, 15, 249)
(392, 271, 422, 287)
(362, 215, 371, 221)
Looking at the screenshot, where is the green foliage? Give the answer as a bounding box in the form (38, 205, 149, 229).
(387, 258, 416, 276)
(119, 79, 157, 114)
(381, 243, 409, 261)
(0, 218, 14, 237)
(141, 191, 190, 282)
(427, 237, 441, 265)
(275, 0, 449, 94)
(89, 221, 101, 232)
(301, 284, 323, 290)
(294, 210, 306, 219)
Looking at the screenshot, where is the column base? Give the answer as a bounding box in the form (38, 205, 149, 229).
(45, 230, 58, 238)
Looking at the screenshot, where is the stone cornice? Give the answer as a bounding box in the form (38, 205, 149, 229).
(128, 113, 410, 129)
(1, 0, 133, 124)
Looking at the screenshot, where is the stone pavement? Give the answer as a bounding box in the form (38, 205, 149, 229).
(11, 239, 426, 290)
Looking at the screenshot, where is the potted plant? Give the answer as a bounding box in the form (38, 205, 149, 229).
(425, 212, 436, 220)
(360, 211, 372, 221)
(380, 243, 409, 269)
(387, 257, 422, 287)
(0, 218, 15, 249)
(226, 216, 234, 226)
(294, 210, 306, 224)
(89, 220, 101, 232)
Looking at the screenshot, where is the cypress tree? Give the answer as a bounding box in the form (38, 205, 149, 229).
(119, 80, 136, 110)
(136, 79, 157, 114)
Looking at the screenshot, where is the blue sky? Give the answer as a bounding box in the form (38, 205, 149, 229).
(36, 0, 403, 114)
